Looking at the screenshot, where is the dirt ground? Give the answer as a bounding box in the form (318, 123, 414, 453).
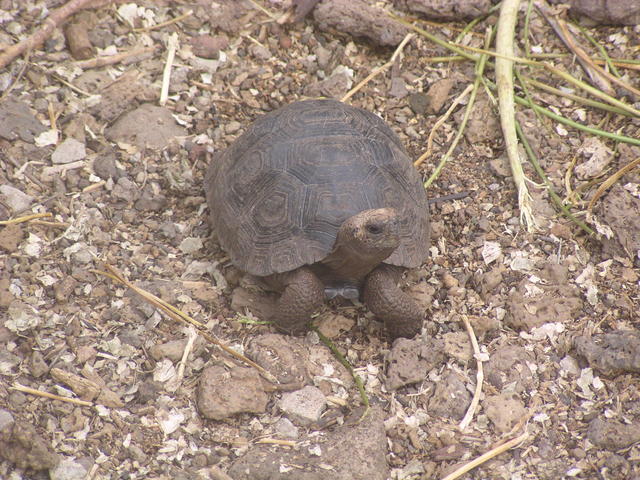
(1, 0, 640, 479)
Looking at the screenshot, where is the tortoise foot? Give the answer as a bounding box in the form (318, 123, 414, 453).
(363, 265, 423, 340)
(272, 267, 325, 336)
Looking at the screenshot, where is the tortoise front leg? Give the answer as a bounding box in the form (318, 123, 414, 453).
(363, 264, 423, 340)
(273, 267, 325, 335)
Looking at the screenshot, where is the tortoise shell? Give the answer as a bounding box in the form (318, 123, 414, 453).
(205, 99, 430, 277)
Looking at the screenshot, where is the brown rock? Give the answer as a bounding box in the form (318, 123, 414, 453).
(0, 224, 24, 253)
(0, 411, 59, 471)
(197, 365, 268, 420)
(228, 406, 389, 480)
(313, 0, 408, 46)
(190, 34, 229, 59)
(574, 331, 640, 376)
(484, 392, 526, 433)
(393, 0, 493, 21)
(428, 372, 471, 420)
(385, 336, 446, 390)
(570, 0, 640, 25)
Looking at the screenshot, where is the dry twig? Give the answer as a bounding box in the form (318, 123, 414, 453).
(341, 33, 414, 103)
(440, 430, 529, 480)
(0, 0, 111, 69)
(74, 46, 158, 69)
(93, 264, 277, 383)
(414, 84, 473, 167)
(11, 383, 93, 406)
(458, 315, 484, 431)
(0, 212, 52, 225)
(159, 33, 179, 106)
(587, 157, 640, 211)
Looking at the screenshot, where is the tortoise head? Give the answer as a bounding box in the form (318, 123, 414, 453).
(338, 208, 400, 255)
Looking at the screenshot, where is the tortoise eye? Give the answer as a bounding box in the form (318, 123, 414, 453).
(366, 223, 383, 235)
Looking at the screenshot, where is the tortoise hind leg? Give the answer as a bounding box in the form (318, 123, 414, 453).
(363, 265, 423, 340)
(273, 267, 325, 335)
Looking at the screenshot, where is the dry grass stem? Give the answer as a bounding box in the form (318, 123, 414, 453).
(159, 32, 179, 106)
(0, 212, 52, 225)
(74, 46, 158, 69)
(133, 9, 193, 32)
(414, 84, 473, 167)
(459, 315, 484, 431)
(94, 264, 277, 383)
(587, 157, 640, 211)
(496, 0, 538, 231)
(553, 15, 640, 99)
(255, 438, 297, 447)
(341, 33, 414, 103)
(440, 430, 529, 480)
(11, 383, 93, 406)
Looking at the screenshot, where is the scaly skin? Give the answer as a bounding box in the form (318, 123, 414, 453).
(363, 264, 423, 340)
(272, 267, 325, 335)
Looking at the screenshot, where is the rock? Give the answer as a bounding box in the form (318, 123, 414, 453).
(0, 412, 59, 471)
(279, 386, 327, 426)
(112, 177, 139, 203)
(484, 345, 537, 393)
(0, 224, 24, 252)
(313, 0, 408, 47)
(425, 78, 454, 114)
(456, 94, 500, 143)
(506, 263, 583, 331)
(246, 334, 311, 385)
(274, 418, 299, 439)
(30, 351, 49, 378)
(408, 92, 429, 115)
(135, 191, 168, 212)
(569, 0, 640, 25)
(54, 276, 78, 303)
(149, 338, 204, 363)
(316, 313, 355, 339)
(105, 104, 187, 149)
(93, 150, 119, 180)
(0, 277, 14, 308)
(228, 406, 389, 480)
(587, 417, 640, 450)
(392, 0, 493, 21)
(484, 392, 526, 433)
(385, 336, 445, 390)
(389, 77, 409, 99)
(0, 97, 46, 142)
(50, 457, 90, 480)
(179, 237, 204, 254)
(197, 365, 269, 420)
(190, 34, 228, 59)
(51, 137, 86, 164)
(443, 331, 473, 364)
(599, 184, 640, 261)
(304, 70, 353, 99)
(0, 184, 34, 213)
(574, 331, 640, 376)
(428, 372, 471, 420)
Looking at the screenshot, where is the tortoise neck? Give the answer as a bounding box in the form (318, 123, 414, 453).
(320, 238, 395, 283)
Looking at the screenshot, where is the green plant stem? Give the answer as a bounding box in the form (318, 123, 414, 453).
(312, 327, 370, 410)
(424, 33, 491, 188)
(515, 122, 595, 235)
(523, 0, 535, 57)
(523, 76, 633, 116)
(454, 1, 502, 43)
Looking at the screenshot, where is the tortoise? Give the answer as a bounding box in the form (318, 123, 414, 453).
(205, 99, 430, 339)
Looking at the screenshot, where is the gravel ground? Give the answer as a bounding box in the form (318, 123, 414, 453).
(1, 1, 639, 479)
